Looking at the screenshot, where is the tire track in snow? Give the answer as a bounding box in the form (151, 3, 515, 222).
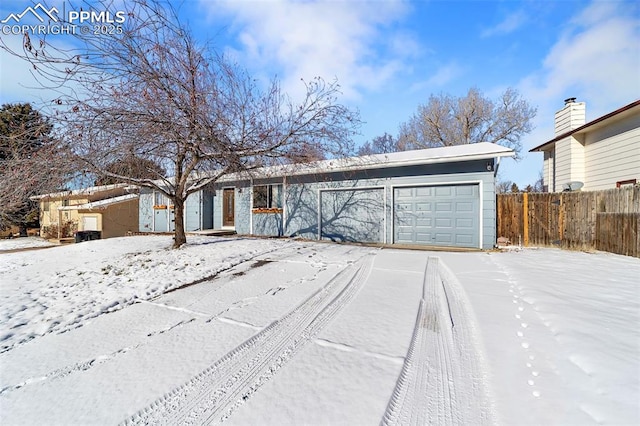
(0, 345, 139, 395)
(381, 257, 496, 426)
(123, 254, 375, 425)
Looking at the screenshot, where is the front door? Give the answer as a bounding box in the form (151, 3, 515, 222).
(223, 188, 235, 227)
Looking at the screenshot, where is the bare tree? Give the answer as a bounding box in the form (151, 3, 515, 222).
(398, 87, 536, 158)
(1, 1, 360, 247)
(0, 103, 69, 235)
(95, 155, 165, 186)
(496, 179, 513, 194)
(357, 132, 399, 156)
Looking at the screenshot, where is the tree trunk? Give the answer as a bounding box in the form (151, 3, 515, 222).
(172, 198, 187, 248)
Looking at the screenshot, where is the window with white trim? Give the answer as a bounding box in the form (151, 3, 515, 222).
(253, 184, 282, 209)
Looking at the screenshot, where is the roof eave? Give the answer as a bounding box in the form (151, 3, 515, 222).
(218, 148, 515, 182)
(530, 99, 640, 153)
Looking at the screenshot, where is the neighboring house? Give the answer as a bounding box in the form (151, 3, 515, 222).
(140, 142, 514, 249)
(31, 183, 139, 240)
(530, 99, 640, 192)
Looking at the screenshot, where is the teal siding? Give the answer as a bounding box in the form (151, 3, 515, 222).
(235, 184, 251, 234)
(139, 191, 153, 232)
(185, 192, 201, 231)
(213, 188, 223, 229)
(202, 190, 214, 230)
(253, 212, 283, 236)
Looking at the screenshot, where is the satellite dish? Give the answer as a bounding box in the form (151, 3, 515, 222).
(562, 181, 584, 192)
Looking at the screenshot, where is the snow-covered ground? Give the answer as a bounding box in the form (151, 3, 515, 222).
(0, 236, 638, 425)
(0, 236, 57, 251)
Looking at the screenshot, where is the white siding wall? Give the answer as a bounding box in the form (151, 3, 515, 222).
(555, 102, 586, 136)
(584, 124, 640, 190)
(543, 150, 554, 191)
(555, 136, 585, 190)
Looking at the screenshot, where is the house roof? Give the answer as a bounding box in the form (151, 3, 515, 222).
(31, 183, 137, 201)
(530, 100, 640, 152)
(57, 193, 138, 211)
(221, 142, 515, 182)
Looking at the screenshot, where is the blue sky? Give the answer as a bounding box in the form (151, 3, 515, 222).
(1, 0, 639, 187)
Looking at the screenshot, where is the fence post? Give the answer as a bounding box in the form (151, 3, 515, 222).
(523, 192, 529, 247)
(559, 195, 564, 244)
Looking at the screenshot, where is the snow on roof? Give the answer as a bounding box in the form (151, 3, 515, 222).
(31, 183, 136, 200)
(57, 193, 138, 211)
(223, 142, 515, 181)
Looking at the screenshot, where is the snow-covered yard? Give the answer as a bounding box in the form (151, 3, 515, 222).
(0, 236, 638, 425)
(0, 236, 57, 251)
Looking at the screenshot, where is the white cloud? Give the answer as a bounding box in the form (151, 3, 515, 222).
(409, 62, 463, 93)
(519, 1, 640, 118)
(481, 11, 526, 38)
(201, 0, 412, 101)
(506, 1, 640, 187)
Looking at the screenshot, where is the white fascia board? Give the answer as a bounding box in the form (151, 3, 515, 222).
(217, 143, 515, 182)
(31, 183, 136, 200)
(57, 193, 138, 211)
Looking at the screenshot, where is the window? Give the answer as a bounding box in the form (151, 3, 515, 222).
(253, 184, 282, 209)
(43, 201, 50, 212)
(154, 191, 167, 206)
(616, 179, 637, 188)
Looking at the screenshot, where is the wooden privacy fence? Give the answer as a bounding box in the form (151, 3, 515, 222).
(497, 186, 640, 257)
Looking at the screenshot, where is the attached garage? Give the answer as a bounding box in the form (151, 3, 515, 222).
(394, 184, 480, 248)
(138, 142, 514, 249)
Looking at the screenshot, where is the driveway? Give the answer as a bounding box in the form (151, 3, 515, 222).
(1, 236, 638, 425)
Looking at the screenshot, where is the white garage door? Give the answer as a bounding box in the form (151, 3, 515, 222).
(83, 216, 98, 231)
(394, 184, 480, 248)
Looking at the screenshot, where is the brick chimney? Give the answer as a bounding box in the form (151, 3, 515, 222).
(555, 97, 586, 136)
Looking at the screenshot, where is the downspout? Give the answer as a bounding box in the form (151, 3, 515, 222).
(151, 191, 155, 232)
(58, 206, 62, 240)
(184, 192, 187, 231)
(282, 175, 287, 237)
(249, 178, 254, 235)
(317, 189, 321, 240)
(383, 183, 387, 244)
(494, 157, 501, 178)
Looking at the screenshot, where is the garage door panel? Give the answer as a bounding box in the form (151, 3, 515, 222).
(455, 234, 474, 244)
(415, 202, 432, 211)
(435, 233, 453, 243)
(435, 218, 452, 227)
(455, 201, 474, 212)
(415, 232, 433, 243)
(456, 218, 474, 228)
(415, 187, 433, 197)
(455, 186, 475, 196)
(435, 186, 452, 196)
(416, 218, 432, 227)
(394, 184, 479, 248)
(396, 188, 413, 198)
(435, 202, 452, 213)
